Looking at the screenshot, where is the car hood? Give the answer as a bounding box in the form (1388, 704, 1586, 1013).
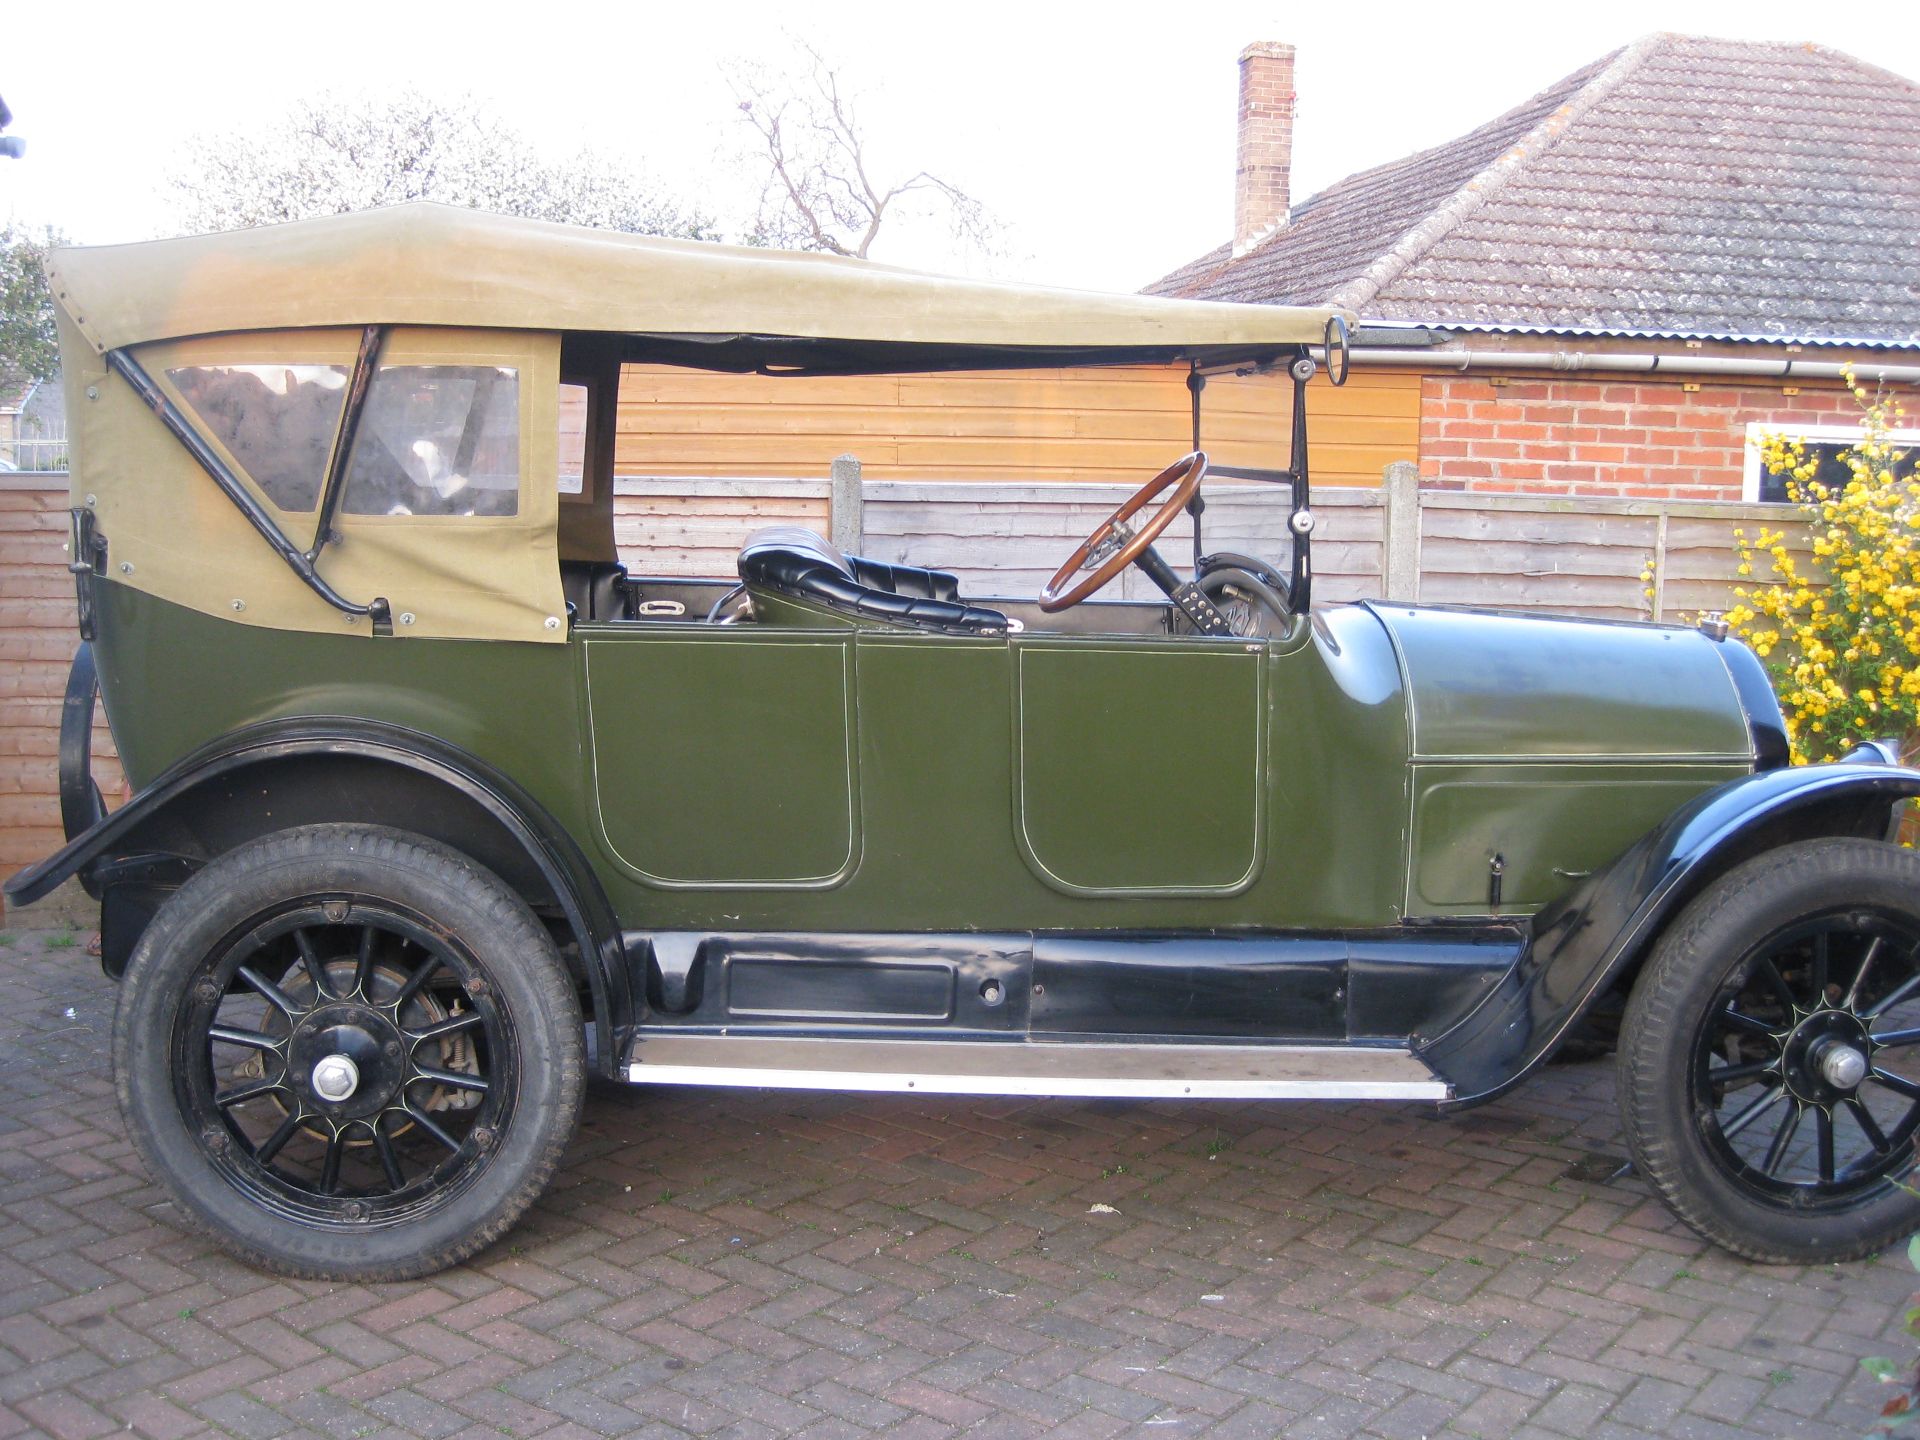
(1360, 602, 1756, 763)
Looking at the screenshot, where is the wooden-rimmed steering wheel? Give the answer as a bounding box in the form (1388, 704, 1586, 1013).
(1037, 452, 1208, 612)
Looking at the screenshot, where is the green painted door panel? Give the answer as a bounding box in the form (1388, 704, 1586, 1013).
(582, 633, 858, 887)
(1015, 642, 1266, 894)
(1408, 762, 1749, 914)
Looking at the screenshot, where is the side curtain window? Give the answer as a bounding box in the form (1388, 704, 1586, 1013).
(166, 364, 349, 512)
(341, 364, 522, 517)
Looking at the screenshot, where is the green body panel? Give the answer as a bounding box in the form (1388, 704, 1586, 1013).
(1408, 763, 1750, 914)
(91, 578, 1756, 933)
(1371, 605, 1753, 761)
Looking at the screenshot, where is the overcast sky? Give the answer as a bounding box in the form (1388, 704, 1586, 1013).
(5, 0, 1918, 292)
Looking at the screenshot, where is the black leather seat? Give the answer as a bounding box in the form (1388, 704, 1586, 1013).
(737, 527, 1008, 635)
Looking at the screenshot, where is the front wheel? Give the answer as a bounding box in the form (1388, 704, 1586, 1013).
(1620, 837, 1920, 1263)
(114, 825, 584, 1280)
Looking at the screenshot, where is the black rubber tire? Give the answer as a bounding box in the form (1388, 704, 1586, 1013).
(114, 825, 583, 1280)
(1618, 836, 1920, 1263)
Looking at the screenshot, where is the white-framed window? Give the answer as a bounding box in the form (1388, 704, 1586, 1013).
(1742, 420, 1920, 504)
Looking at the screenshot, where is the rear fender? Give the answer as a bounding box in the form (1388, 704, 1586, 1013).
(1419, 752, 1920, 1108)
(4, 719, 634, 1077)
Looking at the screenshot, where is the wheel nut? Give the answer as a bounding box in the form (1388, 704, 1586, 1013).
(1818, 1043, 1868, 1091)
(311, 1053, 360, 1103)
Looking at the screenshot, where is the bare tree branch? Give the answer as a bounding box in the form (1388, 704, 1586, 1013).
(730, 43, 998, 260)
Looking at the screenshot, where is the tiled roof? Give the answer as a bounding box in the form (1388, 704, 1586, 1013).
(1148, 34, 1920, 345)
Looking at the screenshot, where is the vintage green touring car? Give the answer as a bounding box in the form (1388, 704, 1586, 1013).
(12, 204, 1920, 1279)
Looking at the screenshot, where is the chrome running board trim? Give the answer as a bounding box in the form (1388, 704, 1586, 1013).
(625, 1035, 1450, 1101)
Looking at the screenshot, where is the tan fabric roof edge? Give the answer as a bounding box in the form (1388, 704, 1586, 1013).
(48, 203, 1349, 357)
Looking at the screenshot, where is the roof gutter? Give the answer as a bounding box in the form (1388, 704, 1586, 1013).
(1347, 345, 1920, 385)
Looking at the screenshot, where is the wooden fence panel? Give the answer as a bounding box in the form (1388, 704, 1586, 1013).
(858, 482, 1384, 602)
(612, 477, 829, 578)
(0, 473, 121, 907)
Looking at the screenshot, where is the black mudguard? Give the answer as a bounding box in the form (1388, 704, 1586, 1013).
(4, 718, 635, 1078)
(1420, 750, 1920, 1108)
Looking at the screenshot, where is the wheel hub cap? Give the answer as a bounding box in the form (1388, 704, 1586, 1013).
(1782, 1008, 1874, 1104)
(289, 1004, 405, 1120)
(310, 1054, 359, 1102)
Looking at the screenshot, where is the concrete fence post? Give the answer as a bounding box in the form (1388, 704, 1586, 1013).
(830, 454, 864, 555)
(1381, 460, 1422, 601)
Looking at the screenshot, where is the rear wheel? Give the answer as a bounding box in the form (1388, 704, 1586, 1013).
(1619, 837, 1920, 1262)
(114, 825, 583, 1280)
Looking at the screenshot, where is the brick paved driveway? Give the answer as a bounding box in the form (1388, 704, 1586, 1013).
(1, 929, 1912, 1440)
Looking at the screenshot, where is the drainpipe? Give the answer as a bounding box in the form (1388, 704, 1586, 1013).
(1345, 346, 1920, 385)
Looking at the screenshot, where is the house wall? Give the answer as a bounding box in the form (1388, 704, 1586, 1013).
(1416, 372, 1867, 498)
(615, 363, 1422, 488)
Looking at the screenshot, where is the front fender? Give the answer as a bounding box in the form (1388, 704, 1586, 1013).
(1419, 750, 1920, 1108)
(4, 719, 634, 1078)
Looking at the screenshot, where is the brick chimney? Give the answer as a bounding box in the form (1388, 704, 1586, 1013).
(1234, 41, 1295, 257)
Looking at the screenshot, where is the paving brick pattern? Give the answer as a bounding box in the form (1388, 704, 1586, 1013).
(2, 929, 1913, 1439)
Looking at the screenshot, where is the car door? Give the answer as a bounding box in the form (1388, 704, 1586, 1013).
(1010, 631, 1270, 897)
(580, 625, 860, 890)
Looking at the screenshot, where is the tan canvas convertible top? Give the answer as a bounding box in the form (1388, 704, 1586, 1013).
(48, 203, 1345, 359)
(53, 206, 1348, 648)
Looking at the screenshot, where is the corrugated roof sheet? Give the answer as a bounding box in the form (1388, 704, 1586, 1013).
(1148, 34, 1920, 347)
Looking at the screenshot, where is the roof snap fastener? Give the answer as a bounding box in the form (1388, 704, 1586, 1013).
(230, 598, 245, 611)
(545, 615, 562, 630)
(119, 561, 133, 575)
(398, 612, 416, 626)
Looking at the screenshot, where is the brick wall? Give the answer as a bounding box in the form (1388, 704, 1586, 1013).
(1417, 373, 1863, 498)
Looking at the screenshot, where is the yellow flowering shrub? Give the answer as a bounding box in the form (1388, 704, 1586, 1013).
(1726, 370, 1919, 764)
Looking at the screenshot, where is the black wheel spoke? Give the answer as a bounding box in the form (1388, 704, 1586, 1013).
(1815, 1107, 1835, 1184)
(1719, 1084, 1786, 1140)
(209, 1024, 283, 1052)
(1846, 1096, 1890, 1152)
(373, 1119, 405, 1190)
(1708, 1057, 1776, 1087)
(392, 953, 446, 1014)
(1871, 1026, 1920, 1049)
(410, 1066, 488, 1094)
(1869, 1067, 1920, 1101)
(214, 1076, 283, 1108)
(292, 929, 335, 1000)
(237, 965, 302, 1019)
(1866, 969, 1920, 1021)
(409, 1011, 484, 1044)
(253, 1109, 304, 1165)
(353, 925, 378, 999)
(1809, 932, 1830, 1007)
(1756, 959, 1799, 1017)
(1717, 1007, 1777, 1040)
(1761, 1105, 1803, 1176)
(403, 1104, 464, 1154)
(1845, 936, 1886, 1010)
(318, 1129, 344, 1195)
